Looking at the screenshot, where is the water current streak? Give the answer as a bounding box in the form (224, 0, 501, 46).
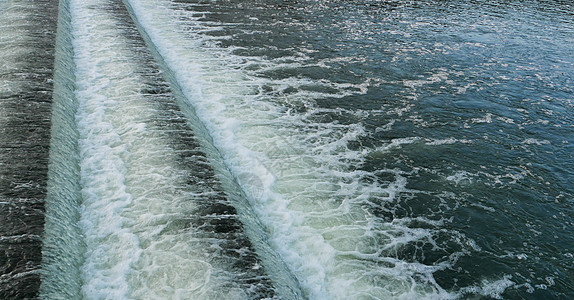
(0, 0, 58, 298)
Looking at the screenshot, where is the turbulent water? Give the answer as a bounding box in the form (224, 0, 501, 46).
(0, 0, 572, 299)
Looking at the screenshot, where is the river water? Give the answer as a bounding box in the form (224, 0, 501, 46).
(0, 0, 58, 298)
(1, 0, 572, 299)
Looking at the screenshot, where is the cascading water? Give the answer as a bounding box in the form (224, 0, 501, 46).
(1, 0, 572, 299)
(41, 0, 291, 298)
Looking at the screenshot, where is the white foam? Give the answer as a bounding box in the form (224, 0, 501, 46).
(402, 70, 449, 88)
(70, 1, 146, 296)
(459, 275, 515, 299)
(446, 171, 474, 185)
(472, 113, 494, 124)
(521, 138, 551, 145)
(425, 138, 472, 146)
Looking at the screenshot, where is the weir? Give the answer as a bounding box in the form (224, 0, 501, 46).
(40, 0, 464, 298)
(0, 0, 58, 298)
(41, 0, 290, 298)
(3, 0, 571, 298)
(39, 0, 574, 298)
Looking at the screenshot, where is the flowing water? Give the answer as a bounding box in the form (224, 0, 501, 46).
(0, 0, 58, 298)
(0, 0, 572, 299)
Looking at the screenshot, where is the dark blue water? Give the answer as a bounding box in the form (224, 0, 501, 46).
(1, 0, 572, 298)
